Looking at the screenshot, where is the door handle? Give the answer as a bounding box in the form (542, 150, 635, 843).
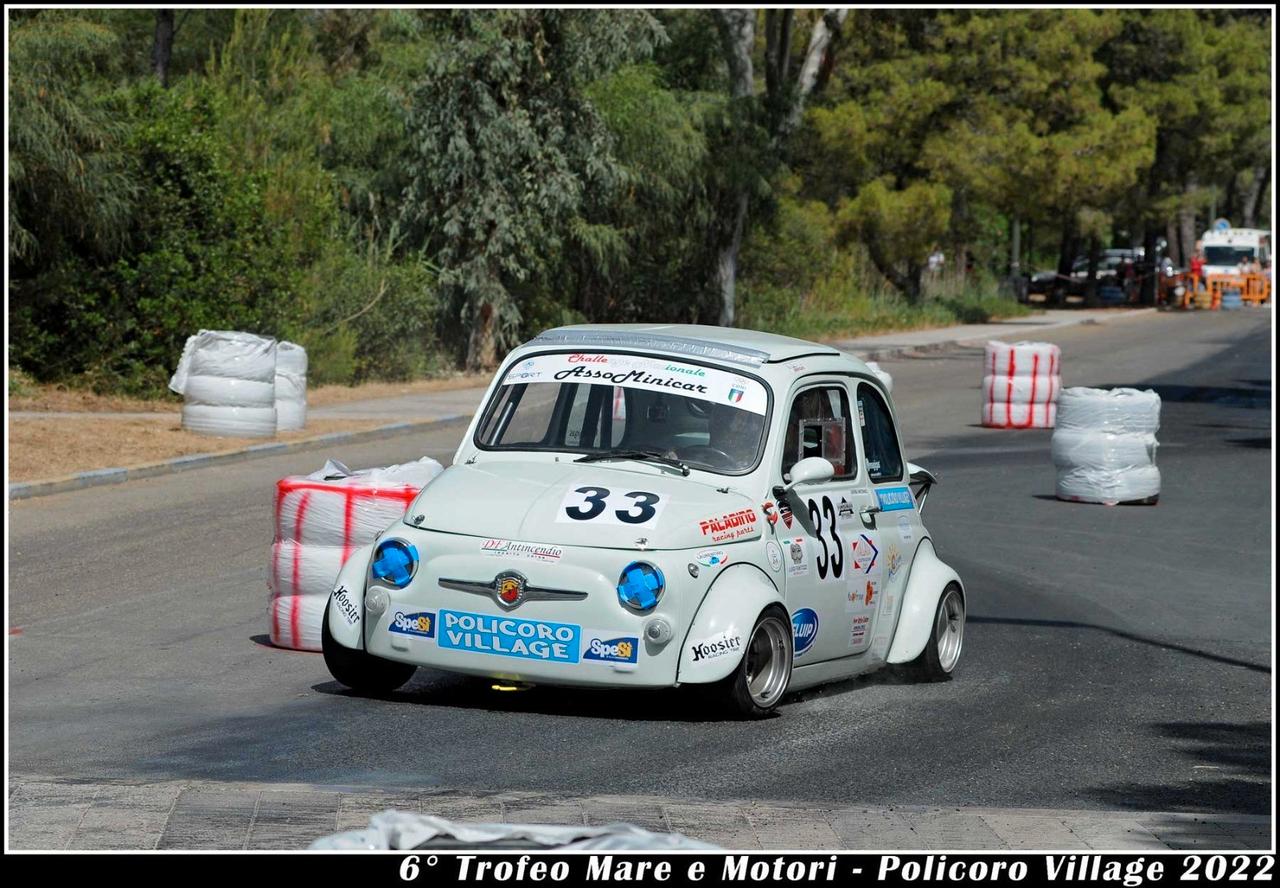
(859, 505, 881, 520)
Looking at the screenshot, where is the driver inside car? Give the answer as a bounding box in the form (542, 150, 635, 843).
(704, 402, 765, 470)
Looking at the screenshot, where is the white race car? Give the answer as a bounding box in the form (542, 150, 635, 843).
(323, 325, 965, 717)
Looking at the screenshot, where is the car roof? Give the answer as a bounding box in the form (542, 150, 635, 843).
(527, 323, 845, 364)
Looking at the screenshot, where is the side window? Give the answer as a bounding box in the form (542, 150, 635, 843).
(857, 384, 904, 482)
(781, 385, 855, 480)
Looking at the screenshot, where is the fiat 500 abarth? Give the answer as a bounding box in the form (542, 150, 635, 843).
(323, 325, 965, 717)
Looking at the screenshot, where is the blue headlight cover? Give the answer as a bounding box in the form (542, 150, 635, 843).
(372, 539, 419, 588)
(617, 561, 665, 611)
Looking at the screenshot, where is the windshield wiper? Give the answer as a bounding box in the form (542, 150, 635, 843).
(575, 449, 691, 476)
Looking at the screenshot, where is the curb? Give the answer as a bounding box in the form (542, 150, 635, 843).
(8, 414, 468, 501)
(832, 307, 1158, 362)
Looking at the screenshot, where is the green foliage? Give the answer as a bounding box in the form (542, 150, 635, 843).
(398, 10, 665, 369)
(6, 8, 1272, 396)
(836, 178, 953, 303)
(8, 14, 137, 267)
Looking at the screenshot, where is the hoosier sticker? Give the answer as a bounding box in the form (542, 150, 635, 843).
(689, 632, 742, 663)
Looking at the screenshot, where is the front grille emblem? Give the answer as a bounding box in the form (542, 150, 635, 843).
(439, 569, 587, 611)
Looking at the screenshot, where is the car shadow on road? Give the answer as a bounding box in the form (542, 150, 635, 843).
(1085, 720, 1271, 814)
(310, 675, 775, 724)
(967, 616, 1269, 674)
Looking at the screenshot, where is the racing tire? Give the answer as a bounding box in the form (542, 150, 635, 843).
(909, 583, 965, 682)
(716, 606, 794, 720)
(321, 601, 417, 695)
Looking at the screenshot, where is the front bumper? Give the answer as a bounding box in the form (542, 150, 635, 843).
(359, 534, 697, 689)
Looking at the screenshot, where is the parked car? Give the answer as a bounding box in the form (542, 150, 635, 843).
(1025, 247, 1171, 304)
(321, 325, 967, 718)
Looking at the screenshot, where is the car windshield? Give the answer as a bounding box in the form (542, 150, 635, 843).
(476, 351, 770, 474)
(1204, 246, 1257, 266)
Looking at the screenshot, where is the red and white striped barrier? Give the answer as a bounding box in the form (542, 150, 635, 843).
(268, 458, 443, 651)
(981, 341, 1061, 428)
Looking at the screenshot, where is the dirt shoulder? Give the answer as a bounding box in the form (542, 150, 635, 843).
(306, 374, 490, 407)
(7, 416, 382, 483)
(8, 373, 490, 414)
(6, 374, 488, 484)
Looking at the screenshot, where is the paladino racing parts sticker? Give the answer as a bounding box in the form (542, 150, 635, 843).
(500, 352, 768, 415)
(698, 507, 759, 543)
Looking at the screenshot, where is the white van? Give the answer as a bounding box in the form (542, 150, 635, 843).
(1201, 228, 1271, 277)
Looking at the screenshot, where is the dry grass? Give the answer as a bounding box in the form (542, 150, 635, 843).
(307, 374, 490, 406)
(8, 374, 490, 414)
(8, 386, 181, 414)
(7, 416, 382, 482)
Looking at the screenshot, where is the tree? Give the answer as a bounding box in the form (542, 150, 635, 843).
(8, 13, 137, 269)
(398, 10, 661, 370)
(1099, 10, 1268, 301)
(151, 9, 175, 85)
(710, 8, 849, 325)
(835, 177, 952, 303)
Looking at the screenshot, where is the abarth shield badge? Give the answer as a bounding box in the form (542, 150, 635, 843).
(439, 569, 587, 611)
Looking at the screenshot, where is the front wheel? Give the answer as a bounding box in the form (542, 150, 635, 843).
(909, 583, 965, 681)
(321, 600, 417, 694)
(716, 607, 794, 719)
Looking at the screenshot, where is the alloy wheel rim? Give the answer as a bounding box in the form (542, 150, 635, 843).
(744, 616, 792, 706)
(935, 588, 965, 672)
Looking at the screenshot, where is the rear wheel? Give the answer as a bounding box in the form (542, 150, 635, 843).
(718, 607, 793, 719)
(910, 584, 965, 681)
(321, 600, 417, 694)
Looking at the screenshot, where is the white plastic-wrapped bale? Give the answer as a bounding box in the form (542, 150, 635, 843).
(864, 360, 893, 393)
(981, 340, 1061, 428)
(1052, 387, 1161, 505)
(169, 330, 278, 437)
(268, 457, 445, 651)
(275, 341, 308, 431)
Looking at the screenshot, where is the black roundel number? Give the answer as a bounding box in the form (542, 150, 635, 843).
(616, 491, 660, 525)
(565, 486, 609, 521)
(564, 487, 661, 524)
(806, 495, 844, 581)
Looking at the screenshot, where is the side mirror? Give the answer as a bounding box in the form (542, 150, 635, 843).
(782, 457, 834, 496)
(907, 461, 938, 513)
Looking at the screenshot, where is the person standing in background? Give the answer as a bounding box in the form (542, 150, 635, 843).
(1188, 246, 1205, 291)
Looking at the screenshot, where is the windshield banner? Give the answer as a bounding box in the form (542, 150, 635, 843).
(502, 352, 768, 415)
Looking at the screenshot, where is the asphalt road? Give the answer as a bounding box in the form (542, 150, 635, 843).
(9, 310, 1272, 814)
